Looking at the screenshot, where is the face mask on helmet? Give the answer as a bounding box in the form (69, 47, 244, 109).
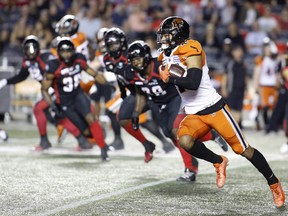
(104, 28, 127, 58)
(57, 38, 75, 65)
(157, 16, 190, 55)
(23, 35, 40, 60)
(128, 41, 152, 75)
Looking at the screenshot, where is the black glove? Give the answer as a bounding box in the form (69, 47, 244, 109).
(131, 111, 140, 131)
(51, 103, 63, 119)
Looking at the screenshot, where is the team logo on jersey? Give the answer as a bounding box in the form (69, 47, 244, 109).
(60, 64, 81, 75)
(117, 62, 124, 69)
(28, 64, 43, 81)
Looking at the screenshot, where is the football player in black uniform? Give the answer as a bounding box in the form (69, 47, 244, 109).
(41, 37, 110, 161)
(103, 28, 175, 162)
(127, 40, 198, 180)
(0, 35, 91, 151)
(90, 27, 124, 149)
(128, 41, 228, 181)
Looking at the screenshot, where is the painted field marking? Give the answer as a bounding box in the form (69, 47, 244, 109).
(35, 162, 258, 216)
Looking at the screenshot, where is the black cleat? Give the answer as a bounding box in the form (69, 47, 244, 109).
(176, 168, 196, 182)
(35, 136, 52, 151)
(77, 135, 93, 150)
(109, 136, 124, 150)
(100, 145, 110, 161)
(143, 141, 156, 163)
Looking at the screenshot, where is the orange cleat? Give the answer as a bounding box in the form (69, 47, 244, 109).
(213, 155, 228, 188)
(270, 179, 286, 208)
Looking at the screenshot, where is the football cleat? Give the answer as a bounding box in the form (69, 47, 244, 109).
(143, 141, 156, 163)
(109, 136, 124, 150)
(74, 135, 93, 151)
(35, 136, 52, 151)
(100, 145, 110, 161)
(0, 129, 8, 142)
(213, 155, 228, 188)
(176, 168, 196, 182)
(162, 139, 175, 153)
(270, 179, 286, 208)
(214, 135, 228, 152)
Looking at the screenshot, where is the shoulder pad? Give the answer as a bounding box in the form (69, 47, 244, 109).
(176, 39, 202, 57)
(72, 32, 87, 46)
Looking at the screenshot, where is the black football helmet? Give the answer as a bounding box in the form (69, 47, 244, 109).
(104, 27, 127, 59)
(55, 15, 79, 37)
(96, 27, 109, 54)
(57, 37, 75, 65)
(128, 40, 152, 75)
(157, 16, 190, 55)
(22, 35, 40, 60)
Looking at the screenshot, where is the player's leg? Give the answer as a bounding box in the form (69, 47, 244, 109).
(118, 95, 156, 163)
(57, 117, 92, 150)
(178, 112, 227, 188)
(103, 86, 124, 149)
(171, 113, 199, 182)
(140, 109, 174, 153)
(75, 90, 110, 161)
(213, 104, 285, 207)
(33, 99, 52, 150)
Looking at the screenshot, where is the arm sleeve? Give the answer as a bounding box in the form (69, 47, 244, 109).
(7, 68, 30, 85)
(117, 80, 127, 99)
(168, 67, 202, 90)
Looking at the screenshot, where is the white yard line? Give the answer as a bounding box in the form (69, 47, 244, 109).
(34, 161, 264, 216)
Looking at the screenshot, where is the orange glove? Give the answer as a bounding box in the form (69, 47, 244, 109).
(158, 65, 169, 83)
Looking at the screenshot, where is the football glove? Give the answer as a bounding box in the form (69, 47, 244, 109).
(131, 111, 140, 131)
(158, 65, 169, 83)
(51, 103, 63, 119)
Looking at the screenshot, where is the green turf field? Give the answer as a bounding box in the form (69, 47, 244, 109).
(0, 121, 287, 216)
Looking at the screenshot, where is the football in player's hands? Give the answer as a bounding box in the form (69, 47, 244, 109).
(168, 64, 185, 77)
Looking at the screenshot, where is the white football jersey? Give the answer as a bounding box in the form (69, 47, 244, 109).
(158, 39, 221, 114)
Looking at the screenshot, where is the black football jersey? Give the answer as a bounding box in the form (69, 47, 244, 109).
(131, 58, 179, 104)
(7, 51, 54, 85)
(46, 53, 88, 103)
(103, 53, 136, 94)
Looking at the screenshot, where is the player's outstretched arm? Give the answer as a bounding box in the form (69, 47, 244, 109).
(86, 66, 107, 84)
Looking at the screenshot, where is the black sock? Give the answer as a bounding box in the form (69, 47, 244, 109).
(186, 140, 223, 164)
(106, 110, 121, 136)
(248, 149, 278, 185)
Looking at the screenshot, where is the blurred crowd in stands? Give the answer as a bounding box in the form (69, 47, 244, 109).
(0, 0, 288, 75)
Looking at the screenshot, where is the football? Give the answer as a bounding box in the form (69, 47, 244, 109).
(168, 64, 185, 77)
